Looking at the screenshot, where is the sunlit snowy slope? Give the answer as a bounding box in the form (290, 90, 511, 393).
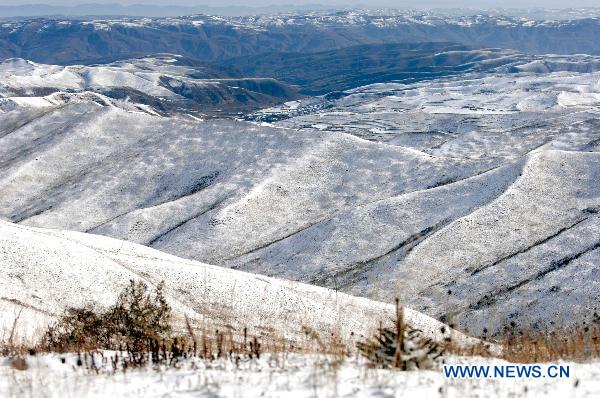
(0, 57, 598, 336)
(0, 219, 474, 351)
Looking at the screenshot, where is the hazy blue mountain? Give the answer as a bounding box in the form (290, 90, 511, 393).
(225, 43, 527, 95)
(1, 13, 599, 68)
(0, 4, 336, 18)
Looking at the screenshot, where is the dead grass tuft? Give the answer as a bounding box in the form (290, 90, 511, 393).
(10, 356, 28, 371)
(501, 325, 600, 363)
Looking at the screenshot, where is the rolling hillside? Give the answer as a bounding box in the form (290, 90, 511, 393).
(0, 219, 472, 349)
(0, 57, 299, 117)
(0, 50, 598, 337)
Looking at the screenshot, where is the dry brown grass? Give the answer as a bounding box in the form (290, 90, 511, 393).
(2, 286, 599, 375)
(438, 322, 600, 363)
(500, 325, 600, 363)
(358, 299, 600, 367)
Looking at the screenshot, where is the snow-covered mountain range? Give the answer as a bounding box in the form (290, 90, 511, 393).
(0, 51, 598, 337)
(1, 10, 600, 66)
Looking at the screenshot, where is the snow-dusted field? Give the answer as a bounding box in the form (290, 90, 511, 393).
(1, 353, 598, 398)
(262, 68, 600, 158)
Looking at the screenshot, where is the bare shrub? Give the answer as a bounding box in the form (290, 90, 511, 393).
(36, 280, 272, 370)
(104, 280, 171, 352)
(43, 280, 171, 354)
(44, 307, 107, 352)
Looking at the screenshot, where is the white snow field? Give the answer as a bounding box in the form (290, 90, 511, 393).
(0, 57, 197, 95)
(263, 70, 600, 158)
(0, 57, 183, 111)
(1, 352, 599, 398)
(0, 219, 478, 349)
(0, 58, 599, 336)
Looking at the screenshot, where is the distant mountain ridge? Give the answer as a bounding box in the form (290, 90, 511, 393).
(0, 56, 300, 117)
(1, 12, 599, 68)
(225, 43, 526, 95)
(0, 3, 336, 18)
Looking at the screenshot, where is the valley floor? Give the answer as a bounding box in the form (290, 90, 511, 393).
(1, 353, 598, 398)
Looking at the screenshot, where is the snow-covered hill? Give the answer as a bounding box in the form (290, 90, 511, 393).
(0, 219, 475, 351)
(250, 69, 600, 335)
(256, 66, 600, 155)
(0, 58, 598, 336)
(0, 57, 298, 117)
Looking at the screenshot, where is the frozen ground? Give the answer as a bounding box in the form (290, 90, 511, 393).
(1, 353, 598, 398)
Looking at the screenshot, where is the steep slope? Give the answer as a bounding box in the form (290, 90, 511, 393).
(0, 219, 471, 349)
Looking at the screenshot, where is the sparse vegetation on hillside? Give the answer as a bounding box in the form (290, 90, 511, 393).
(2, 287, 599, 377)
(357, 300, 600, 368)
(501, 325, 600, 363)
(31, 280, 271, 370)
(44, 280, 172, 354)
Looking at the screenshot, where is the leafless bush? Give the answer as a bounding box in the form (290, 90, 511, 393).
(33, 280, 272, 370)
(43, 280, 171, 355)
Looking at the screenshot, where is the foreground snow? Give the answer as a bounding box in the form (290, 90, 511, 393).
(1, 353, 598, 398)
